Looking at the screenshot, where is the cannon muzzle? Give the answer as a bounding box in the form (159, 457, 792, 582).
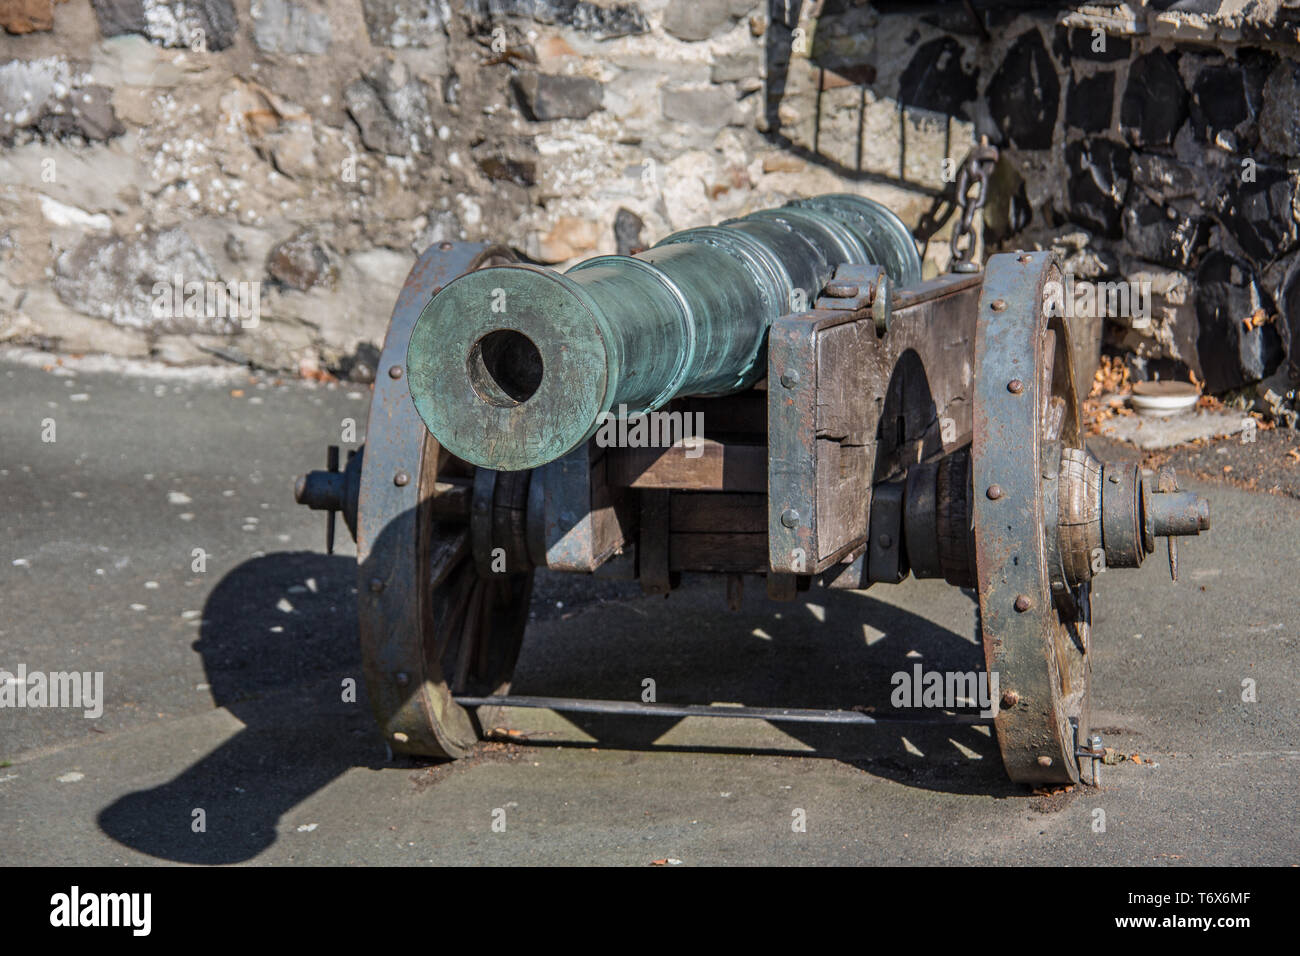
(406, 195, 921, 471)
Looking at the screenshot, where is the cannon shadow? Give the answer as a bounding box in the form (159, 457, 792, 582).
(100, 356, 1008, 864)
(96, 539, 1013, 865)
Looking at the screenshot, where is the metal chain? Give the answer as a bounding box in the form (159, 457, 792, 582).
(949, 139, 1000, 273)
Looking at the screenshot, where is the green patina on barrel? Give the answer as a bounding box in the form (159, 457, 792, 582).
(406, 194, 921, 471)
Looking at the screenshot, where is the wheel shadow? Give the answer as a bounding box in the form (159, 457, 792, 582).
(97, 551, 392, 864)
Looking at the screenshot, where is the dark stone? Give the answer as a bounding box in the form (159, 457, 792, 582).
(1064, 138, 1131, 238)
(897, 36, 978, 119)
(1120, 50, 1187, 147)
(0, 63, 124, 144)
(337, 342, 381, 384)
(1260, 57, 1300, 155)
(198, 0, 239, 50)
(36, 85, 124, 142)
(472, 137, 538, 186)
(1131, 152, 1199, 202)
(1122, 202, 1210, 271)
(344, 60, 434, 156)
(90, 0, 237, 50)
(1214, 163, 1300, 264)
(1189, 53, 1272, 152)
(1190, 64, 1248, 146)
(614, 207, 643, 256)
(1195, 250, 1284, 391)
(987, 28, 1059, 150)
(1278, 255, 1300, 382)
(1065, 71, 1114, 132)
(88, 0, 146, 36)
(466, 0, 648, 41)
(512, 72, 603, 120)
(1067, 26, 1129, 62)
(267, 229, 338, 292)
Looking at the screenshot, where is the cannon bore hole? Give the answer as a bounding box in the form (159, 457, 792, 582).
(468, 329, 544, 406)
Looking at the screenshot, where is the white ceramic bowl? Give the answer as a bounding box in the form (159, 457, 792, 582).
(1129, 380, 1200, 417)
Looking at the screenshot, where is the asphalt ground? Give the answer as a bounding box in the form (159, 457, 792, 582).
(1, 352, 1297, 865)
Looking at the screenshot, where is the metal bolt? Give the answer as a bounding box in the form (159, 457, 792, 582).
(1007, 379, 1024, 394)
(1001, 690, 1019, 708)
(986, 484, 1003, 500)
(1036, 755, 1053, 768)
(780, 369, 800, 389)
(394, 470, 410, 487)
(395, 672, 410, 686)
(781, 508, 800, 528)
(369, 577, 385, 593)
(991, 299, 1008, 312)
(388, 365, 404, 380)
(1014, 594, 1032, 612)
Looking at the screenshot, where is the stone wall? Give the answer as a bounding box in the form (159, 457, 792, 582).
(1, 0, 1299, 413)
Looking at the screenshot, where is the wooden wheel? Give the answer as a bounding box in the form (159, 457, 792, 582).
(971, 251, 1093, 785)
(357, 242, 532, 759)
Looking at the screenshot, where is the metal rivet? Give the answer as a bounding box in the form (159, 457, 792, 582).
(991, 299, 1007, 311)
(394, 471, 410, 487)
(393, 732, 409, 743)
(1014, 594, 1032, 612)
(438, 241, 453, 251)
(1018, 254, 1032, 263)
(781, 508, 800, 528)
(878, 533, 893, 549)
(986, 484, 1003, 500)
(1001, 690, 1019, 708)
(1007, 379, 1024, 394)
(780, 369, 800, 389)
(369, 577, 385, 593)
(395, 672, 410, 686)
(1036, 755, 1053, 767)
(388, 365, 404, 380)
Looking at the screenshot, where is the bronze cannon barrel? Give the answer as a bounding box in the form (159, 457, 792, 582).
(405, 195, 921, 472)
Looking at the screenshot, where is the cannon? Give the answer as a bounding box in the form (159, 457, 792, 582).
(296, 195, 1210, 785)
